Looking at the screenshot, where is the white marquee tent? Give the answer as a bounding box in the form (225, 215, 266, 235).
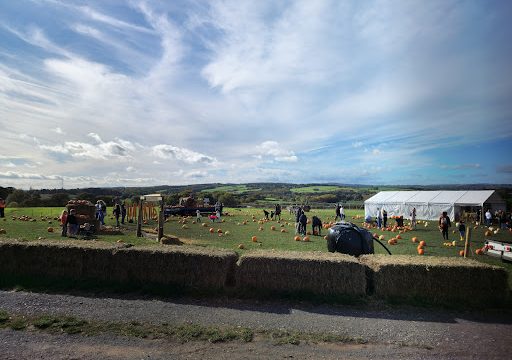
(364, 190, 506, 221)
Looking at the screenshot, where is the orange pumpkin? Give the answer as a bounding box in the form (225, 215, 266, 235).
(217, 228, 222, 233)
(294, 236, 301, 241)
(251, 236, 257, 242)
(417, 248, 424, 255)
(459, 250, 465, 257)
(303, 236, 310, 242)
(271, 226, 276, 231)
(238, 244, 245, 249)
(209, 228, 214, 233)
(419, 240, 426, 247)
(47, 227, 54, 233)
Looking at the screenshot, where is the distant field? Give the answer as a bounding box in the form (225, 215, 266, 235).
(290, 185, 373, 193)
(201, 185, 260, 194)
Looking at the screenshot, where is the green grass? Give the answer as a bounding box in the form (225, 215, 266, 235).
(201, 185, 261, 194)
(2, 207, 512, 289)
(0, 309, 373, 346)
(290, 185, 351, 193)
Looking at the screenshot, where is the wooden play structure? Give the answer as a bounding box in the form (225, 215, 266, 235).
(136, 194, 164, 240)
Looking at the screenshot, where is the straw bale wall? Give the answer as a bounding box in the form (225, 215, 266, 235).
(360, 255, 509, 306)
(0, 240, 237, 290)
(235, 251, 367, 296)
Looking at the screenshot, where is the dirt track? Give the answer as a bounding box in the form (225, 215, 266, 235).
(1, 290, 512, 359)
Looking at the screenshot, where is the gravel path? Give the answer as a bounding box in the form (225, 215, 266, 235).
(1, 290, 512, 359)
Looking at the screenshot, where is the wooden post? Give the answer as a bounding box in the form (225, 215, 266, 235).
(136, 200, 143, 237)
(464, 226, 471, 258)
(158, 200, 164, 241)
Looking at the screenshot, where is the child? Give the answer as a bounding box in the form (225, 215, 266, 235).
(196, 209, 202, 223)
(59, 209, 68, 237)
(209, 213, 217, 223)
(458, 220, 466, 241)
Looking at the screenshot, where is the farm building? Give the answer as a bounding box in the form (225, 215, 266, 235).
(364, 190, 506, 222)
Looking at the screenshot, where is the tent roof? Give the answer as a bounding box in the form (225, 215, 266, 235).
(365, 190, 503, 206)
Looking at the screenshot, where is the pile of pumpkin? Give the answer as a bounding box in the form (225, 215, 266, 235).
(410, 236, 427, 255)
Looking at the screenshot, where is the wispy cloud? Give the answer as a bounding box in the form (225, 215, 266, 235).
(440, 164, 481, 170)
(0, 0, 510, 188)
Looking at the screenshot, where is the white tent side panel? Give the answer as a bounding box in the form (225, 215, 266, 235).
(363, 190, 503, 222)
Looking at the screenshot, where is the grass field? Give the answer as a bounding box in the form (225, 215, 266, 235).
(201, 185, 260, 194)
(2, 206, 512, 288)
(290, 185, 356, 193)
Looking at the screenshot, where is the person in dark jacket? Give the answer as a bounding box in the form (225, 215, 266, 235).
(312, 215, 322, 235)
(113, 203, 121, 227)
(298, 212, 307, 236)
(274, 203, 282, 221)
(65, 209, 78, 237)
(121, 203, 126, 224)
(439, 211, 451, 240)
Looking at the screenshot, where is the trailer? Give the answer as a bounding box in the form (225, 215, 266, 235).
(484, 239, 512, 262)
(164, 206, 216, 217)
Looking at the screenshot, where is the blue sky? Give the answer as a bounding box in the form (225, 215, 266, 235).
(0, 0, 511, 189)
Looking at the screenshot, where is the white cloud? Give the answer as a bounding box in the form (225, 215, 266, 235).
(151, 145, 217, 164)
(52, 127, 65, 134)
(39, 135, 134, 160)
(255, 141, 298, 162)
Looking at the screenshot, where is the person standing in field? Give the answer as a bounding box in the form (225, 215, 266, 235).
(0, 197, 5, 218)
(275, 203, 282, 221)
(382, 208, 388, 228)
(59, 209, 68, 237)
(334, 203, 341, 221)
(485, 209, 492, 226)
(410, 207, 417, 229)
(196, 209, 202, 223)
(340, 205, 345, 221)
(458, 220, 466, 241)
(298, 211, 308, 236)
(376, 208, 382, 229)
(439, 211, 451, 240)
(121, 203, 126, 224)
(66, 209, 78, 237)
(113, 203, 121, 227)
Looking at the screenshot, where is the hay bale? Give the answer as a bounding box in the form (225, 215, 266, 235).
(0, 240, 238, 291)
(235, 250, 367, 296)
(360, 255, 509, 306)
(161, 235, 183, 245)
(0, 241, 84, 279)
(108, 246, 237, 290)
